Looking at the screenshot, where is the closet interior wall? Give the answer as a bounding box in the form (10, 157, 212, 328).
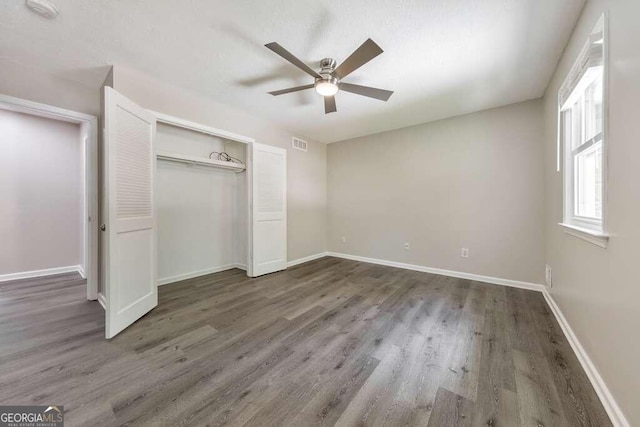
(156, 123, 247, 285)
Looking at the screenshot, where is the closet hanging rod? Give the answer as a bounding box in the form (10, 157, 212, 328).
(156, 151, 245, 172)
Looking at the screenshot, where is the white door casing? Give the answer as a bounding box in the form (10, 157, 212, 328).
(249, 142, 287, 277)
(103, 87, 157, 339)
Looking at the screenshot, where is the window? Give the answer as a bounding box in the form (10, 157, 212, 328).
(559, 15, 607, 238)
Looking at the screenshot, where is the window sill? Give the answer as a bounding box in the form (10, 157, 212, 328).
(559, 223, 609, 248)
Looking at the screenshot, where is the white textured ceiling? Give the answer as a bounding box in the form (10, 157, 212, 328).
(0, 0, 584, 143)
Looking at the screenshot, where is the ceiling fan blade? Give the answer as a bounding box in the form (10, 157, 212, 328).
(268, 84, 315, 96)
(340, 83, 394, 101)
(265, 42, 321, 79)
(332, 39, 383, 79)
(324, 96, 337, 114)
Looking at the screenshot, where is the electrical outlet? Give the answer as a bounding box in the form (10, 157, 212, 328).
(404, 242, 410, 251)
(341, 236, 347, 244)
(545, 264, 552, 287)
(461, 248, 469, 258)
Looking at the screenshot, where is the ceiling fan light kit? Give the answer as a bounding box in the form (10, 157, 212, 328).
(265, 39, 394, 114)
(315, 75, 339, 96)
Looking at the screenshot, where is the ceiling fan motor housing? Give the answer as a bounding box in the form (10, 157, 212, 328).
(320, 58, 337, 75)
(317, 58, 339, 92)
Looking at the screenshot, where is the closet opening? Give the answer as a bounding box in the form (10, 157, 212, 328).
(0, 94, 98, 300)
(153, 112, 250, 286)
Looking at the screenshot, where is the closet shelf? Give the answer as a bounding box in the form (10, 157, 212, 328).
(156, 151, 245, 172)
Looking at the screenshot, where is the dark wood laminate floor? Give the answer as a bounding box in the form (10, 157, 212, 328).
(0, 257, 611, 426)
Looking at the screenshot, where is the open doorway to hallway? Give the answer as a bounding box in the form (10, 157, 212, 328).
(0, 95, 98, 300)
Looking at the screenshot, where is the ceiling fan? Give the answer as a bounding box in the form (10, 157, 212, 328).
(265, 38, 394, 114)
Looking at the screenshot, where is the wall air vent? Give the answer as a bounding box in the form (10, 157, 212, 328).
(292, 137, 308, 152)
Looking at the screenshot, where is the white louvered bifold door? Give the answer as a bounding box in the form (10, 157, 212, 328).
(104, 87, 157, 339)
(250, 142, 287, 277)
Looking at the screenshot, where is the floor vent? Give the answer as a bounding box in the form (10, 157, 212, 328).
(292, 137, 308, 152)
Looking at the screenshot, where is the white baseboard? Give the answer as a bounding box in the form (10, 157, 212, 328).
(157, 264, 238, 286)
(77, 265, 86, 279)
(0, 265, 84, 283)
(287, 252, 329, 268)
(97, 292, 106, 310)
(542, 290, 629, 427)
(234, 263, 247, 271)
(327, 252, 545, 292)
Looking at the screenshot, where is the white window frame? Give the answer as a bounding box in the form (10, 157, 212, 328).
(558, 14, 609, 247)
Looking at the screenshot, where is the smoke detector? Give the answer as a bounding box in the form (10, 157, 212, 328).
(26, 0, 59, 19)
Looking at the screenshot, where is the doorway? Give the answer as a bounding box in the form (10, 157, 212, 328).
(0, 94, 98, 300)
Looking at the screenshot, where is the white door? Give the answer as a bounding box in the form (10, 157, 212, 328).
(249, 142, 287, 277)
(103, 87, 157, 339)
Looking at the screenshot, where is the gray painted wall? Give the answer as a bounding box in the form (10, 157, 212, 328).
(542, 0, 640, 424)
(328, 99, 545, 285)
